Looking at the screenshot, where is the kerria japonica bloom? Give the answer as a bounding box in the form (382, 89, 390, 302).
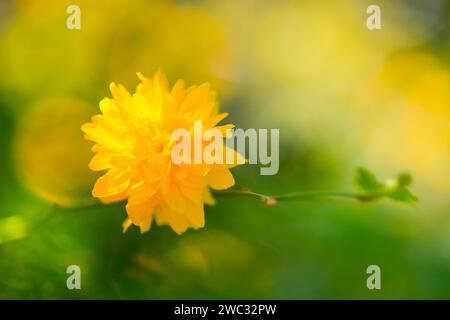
(82, 71, 242, 234)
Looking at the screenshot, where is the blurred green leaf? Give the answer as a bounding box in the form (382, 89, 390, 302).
(354, 167, 418, 204)
(388, 185, 418, 203)
(355, 167, 384, 192)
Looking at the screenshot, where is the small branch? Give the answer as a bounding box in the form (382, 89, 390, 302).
(213, 189, 378, 206)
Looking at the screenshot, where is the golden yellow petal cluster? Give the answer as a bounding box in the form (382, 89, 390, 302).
(82, 71, 240, 234)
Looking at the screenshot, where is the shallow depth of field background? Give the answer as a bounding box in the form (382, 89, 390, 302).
(0, 0, 449, 299)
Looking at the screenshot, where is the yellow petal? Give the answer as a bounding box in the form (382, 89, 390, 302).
(203, 187, 216, 206)
(170, 79, 186, 106)
(209, 146, 246, 170)
(214, 124, 235, 137)
(99, 98, 119, 117)
(125, 197, 157, 233)
(184, 201, 205, 229)
(178, 181, 203, 206)
(154, 203, 189, 234)
(179, 83, 211, 114)
(207, 169, 235, 190)
(92, 169, 134, 198)
(204, 112, 229, 128)
(163, 182, 187, 213)
(89, 150, 113, 171)
(122, 218, 133, 233)
(110, 82, 131, 108)
(128, 181, 160, 204)
(99, 188, 129, 204)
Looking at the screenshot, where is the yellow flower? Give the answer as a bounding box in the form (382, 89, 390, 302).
(82, 71, 241, 234)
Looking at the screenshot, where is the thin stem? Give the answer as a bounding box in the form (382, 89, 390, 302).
(274, 191, 374, 201)
(213, 189, 377, 206)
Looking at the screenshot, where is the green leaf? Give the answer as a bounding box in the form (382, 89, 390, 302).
(354, 167, 418, 204)
(355, 167, 384, 193)
(388, 186, 418, 203)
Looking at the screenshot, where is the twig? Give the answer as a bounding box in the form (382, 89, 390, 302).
(213, 189, 378, 206)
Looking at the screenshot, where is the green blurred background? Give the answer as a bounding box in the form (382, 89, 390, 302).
(0, 0, 449, 299)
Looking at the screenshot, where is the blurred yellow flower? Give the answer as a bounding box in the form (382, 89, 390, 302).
(82, 71, 240, 234)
